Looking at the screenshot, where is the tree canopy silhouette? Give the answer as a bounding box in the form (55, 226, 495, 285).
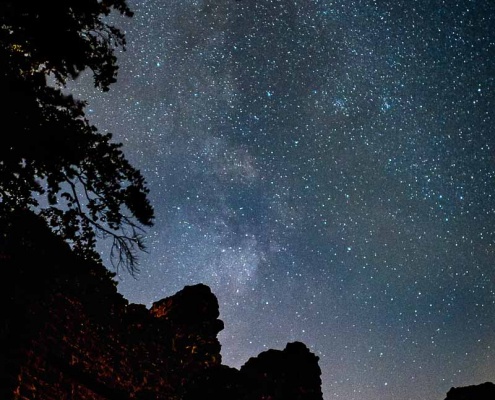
(0, 0, 154, 274)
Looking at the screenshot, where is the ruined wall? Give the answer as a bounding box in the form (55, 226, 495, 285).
(3, 266, 223, 400)
(1, 211, 323, 400)
(1, 212, 223, 400)
(4, 212, 489, 400)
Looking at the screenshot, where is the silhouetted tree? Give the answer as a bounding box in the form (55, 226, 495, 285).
(0, 0, 154, 274)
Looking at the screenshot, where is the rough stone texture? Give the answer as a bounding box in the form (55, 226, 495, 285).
(445, 382, 495, 400)
(2, 267, 223, 399)
(0, 212, 221, 400)
(1, 211, 324, 400)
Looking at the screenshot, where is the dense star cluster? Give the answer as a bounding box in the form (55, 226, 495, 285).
(71, 1, 495, 399)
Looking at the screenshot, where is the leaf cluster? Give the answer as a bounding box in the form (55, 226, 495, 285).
(1, 0, 154, 274)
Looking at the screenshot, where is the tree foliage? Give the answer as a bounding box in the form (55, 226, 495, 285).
(0, 0, 154, 274)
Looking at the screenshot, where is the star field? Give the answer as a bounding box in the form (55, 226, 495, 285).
(72, 1, 495, 399)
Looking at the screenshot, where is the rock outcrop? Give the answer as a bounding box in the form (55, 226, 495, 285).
(241, 341, 323, 400)
(1, 211, 323, 400)
(445, 382, 495, 400)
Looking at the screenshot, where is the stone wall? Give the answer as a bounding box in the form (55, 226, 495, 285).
(3, 265, 223, 399)
(1, 211, 324, 400)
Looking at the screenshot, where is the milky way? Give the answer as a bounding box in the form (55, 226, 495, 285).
(72, 1, 495, 399)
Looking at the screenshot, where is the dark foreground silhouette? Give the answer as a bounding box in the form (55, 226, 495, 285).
(444, 382, 495, 400)
(1, 211, 492, 400)
(1, 211, 323, 399)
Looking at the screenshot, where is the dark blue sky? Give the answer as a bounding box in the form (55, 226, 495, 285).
(74, 1, 495, 399)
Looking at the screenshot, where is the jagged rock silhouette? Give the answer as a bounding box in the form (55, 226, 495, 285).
(1, 211, 323, 399)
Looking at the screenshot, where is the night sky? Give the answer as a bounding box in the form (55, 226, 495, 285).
(71, 1, 495, 399)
